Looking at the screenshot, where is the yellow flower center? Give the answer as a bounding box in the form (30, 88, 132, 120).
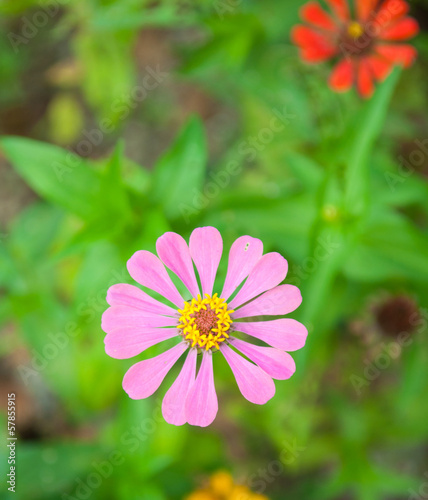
(177, 293, 234, 351)
(347, 21, 364, 39)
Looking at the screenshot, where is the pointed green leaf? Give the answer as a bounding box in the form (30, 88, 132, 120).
(151, 117, 207, 220)
(98, 140, 133, 218)
(1, 137, 102, 219)
(344, 212, 428, 282)
(344, 67, 400, 216)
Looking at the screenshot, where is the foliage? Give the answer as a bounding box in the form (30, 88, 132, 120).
(1, 1, 428, 499)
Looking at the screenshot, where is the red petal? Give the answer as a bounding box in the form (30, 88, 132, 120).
(366, 54, 393, 81)
(291, 25, 330, 46)
(300, 46, 337, 62)
(300, 1, 337, 31)
(375, 43, 417, 67)
(357, 59, 375, 98)
(329, 58, 354, 91)
(357, 0, 379, 22)
(379, 17, 419, 40)
(374, 0, 409, 28)
(325, 0, 350, 22)
(291, 25, 337, 61)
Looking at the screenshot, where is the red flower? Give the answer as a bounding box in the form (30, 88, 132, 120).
(291, 0, 419, 98)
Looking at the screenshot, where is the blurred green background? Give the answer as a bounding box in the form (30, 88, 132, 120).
(1, 0, 428, 499)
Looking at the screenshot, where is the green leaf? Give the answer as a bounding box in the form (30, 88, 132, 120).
(343, 67, 400, 216)
(47, 93, 84, 145)
(284, 151, 324, 191)
(98, 141, 133, 218)
(73, 32, 135, 124)
(208, 192, 317, 260)
(343, 211, 428, 282)
(74, 240, 123, 307)
(89, 1, 198, 31)
(182, 14, 263, 74)
(0, 241, 15, 288)
(150, 117, 207, 220)
(0, 137, 102, 219)
(18, 442, 101, 499)
(8, 202, 63, 262)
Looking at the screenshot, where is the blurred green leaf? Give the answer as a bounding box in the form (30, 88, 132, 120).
(47, 93, 84, 145)
(1, 137, 102, 219)
(150, 117, 207, 220)
(74, 240, 123, 306)
(98, 141, 133, 219)
(8, 202, 64, 262)
(19, 442, 101, 499)
(73, 32, 135, 124)
(0, 240, 16, 288)
(89, 1, 200, 31)
(343, 67, 400, 217)
(182, 14, 264, 73)
(284, 151, 323, 191)
(344, 211, 428, 282)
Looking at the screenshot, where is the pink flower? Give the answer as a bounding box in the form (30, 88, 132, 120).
(102, 227, 307, 427)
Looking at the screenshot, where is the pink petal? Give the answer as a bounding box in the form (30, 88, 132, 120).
(221, 236, 263, 300)
(185, 350, 218, 427)
(156, 232, 200, 298)
(162, 348, 197, 426)
(104, 327, 178, 359)
(101, 306, 177, 333)
(228, 253, 288, 309)
(220, 344, 275, 404)
(189, 227, 223, 297)
(229, 338, 296, 380)
(232, 285, 302, 319)
(234, 319, 308, 351)
(127, 250, 184, 308)
(122, 342, 187, 399)
(106, 283, 176, 316)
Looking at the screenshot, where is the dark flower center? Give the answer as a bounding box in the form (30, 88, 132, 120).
(375, 295, 420, 338)
(338, 21, 376, 58)
(177, 294, 234, 350)
(194, 308, 218, 335)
